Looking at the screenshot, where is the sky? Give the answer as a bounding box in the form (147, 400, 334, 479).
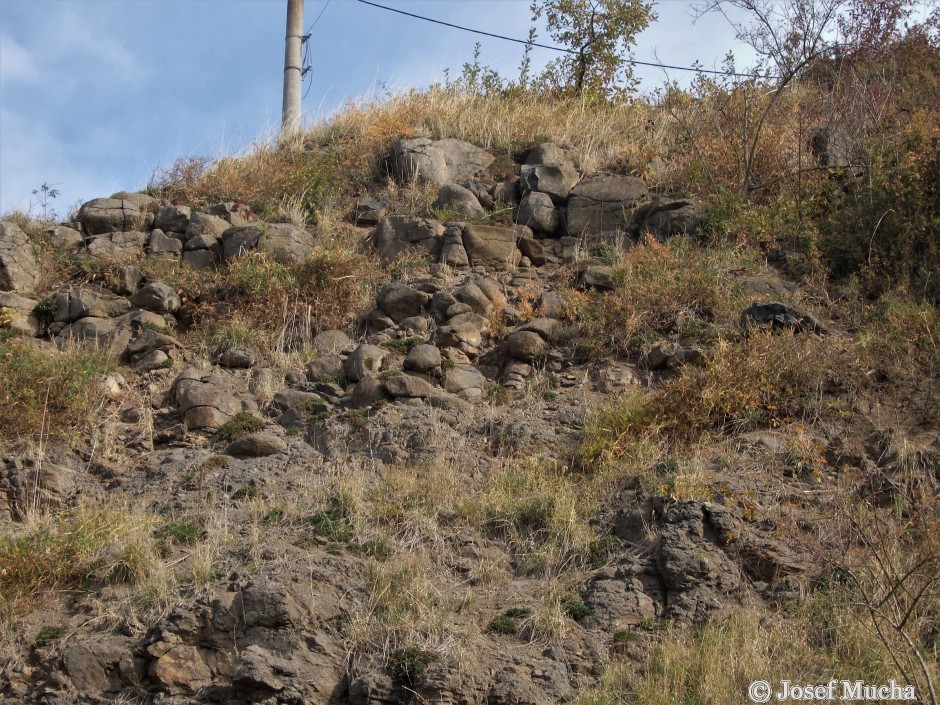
(0, 0, 759, 217)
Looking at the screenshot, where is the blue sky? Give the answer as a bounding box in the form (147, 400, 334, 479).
(0, 0, 755, 217)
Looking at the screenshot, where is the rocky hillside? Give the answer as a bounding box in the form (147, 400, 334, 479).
(0, 102, 938, 705)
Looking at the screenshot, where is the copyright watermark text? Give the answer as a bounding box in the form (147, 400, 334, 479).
(748, 680, 917, 702)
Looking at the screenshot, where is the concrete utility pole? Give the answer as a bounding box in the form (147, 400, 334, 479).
(281, 0, 304, 137)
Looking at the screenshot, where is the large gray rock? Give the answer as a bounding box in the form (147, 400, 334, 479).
(384, 373, 435, 399)
(182, 250, 216, 270)
(0, 221, 38, 293)
(630, 198, 703, 241)
(77, 198, 142, 235)
(516, 192, 558, 233)
(45, 224, 83, 251)
(579, 265, 617, 291)
(492, 179, 521, 205)
(520, 163, 580, 204)
(566, 176, 648, 236)
(130, 282, 181, 314)
(404, 344, 442, 374)
(506, 330, 547, 362)
(312, 329, 354, 356)
(0, 292, 40, 336)
(60, 287, 132, 321)
(174, 369, 245, 430)
(393, 137, 494, 185)
(348, 375, 388, 408)
(460, 224, 522, 271)
(62, 638, 132, 693)
(221, 224, 315, 264)
(354, 195, 389, 226)
(373, 215, 444, 262)
(343, 344, 388, 382)
(376, 283, 430, 323)
(153, 204, 192, 234)
(443, 366, 485, 398)
(206, 201, 253, 226)
(110, 191, 158, 213)
(185, 212, 229, 240)
(433, 183, 485, 219)
(147, 229, 183, 257)
(84, 231, 148, 262)
(435, 312, 488, 352)
(226, 432, 286, 458)
(58, 309, 168, 356)
(525, 143, 577, 170)
(440, 226, 470, 268)
(257, 224, 316, 263)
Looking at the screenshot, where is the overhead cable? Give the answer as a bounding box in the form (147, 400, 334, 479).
(354, 0, 772, 78)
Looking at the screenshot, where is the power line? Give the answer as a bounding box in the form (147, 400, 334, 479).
(301, 1, 330, 101)
(354, 0, 767, 78)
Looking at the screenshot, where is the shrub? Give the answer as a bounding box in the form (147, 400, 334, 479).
(215, 412, 264, 443)
(387, 645, 437, 688)
(563, 600, 593, 621)
(488, 615, 518, 635)
(33, 625, 67, 648)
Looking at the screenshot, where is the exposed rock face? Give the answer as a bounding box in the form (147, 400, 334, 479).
(0, 220, 39, 293)
(0, 292, 41, 335)
(130, 282, 181, 314)
(585, 498, 807, 627)
(153, 204, 192, 233)
(376, 282, 430, 323)
(344, 344, 389, 382)
(566, 176, 649, 235)
(226, 432, 287, 458)
(45, 224, 83, 251)
(355, 195, 389, 226)
(393, 137, 494, 185)
(525, 142, 578, 170)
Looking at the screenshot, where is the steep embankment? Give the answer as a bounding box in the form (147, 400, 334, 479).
(0, 115, 937, 705)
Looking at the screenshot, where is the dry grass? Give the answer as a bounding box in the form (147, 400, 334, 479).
(0, 504, 163, 630)
(852, 292, 939, 384)
(0, 336, 115, 443)
(563, 238, 757, 359)
(579, 330, 835, 466)
(182, 246, 382, 358)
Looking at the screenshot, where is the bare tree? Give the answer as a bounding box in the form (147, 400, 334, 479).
(693, 0, 847, 196)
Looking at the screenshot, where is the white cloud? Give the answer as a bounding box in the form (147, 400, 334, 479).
(0, 33, 39, 86)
